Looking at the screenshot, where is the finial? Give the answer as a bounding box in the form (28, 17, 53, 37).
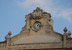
(36, 7, 40, 10)
(35, 7, 43, 11)
(68, 31, 71, 35)
(8, 31, 12, 36)
(68, 31, 71, 38)
(64, 27, 67, 32)
(5, 35, 10, 39)
(5, 35, 8, 39)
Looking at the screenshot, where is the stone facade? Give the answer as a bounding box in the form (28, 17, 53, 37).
(0, 7, 72, 50)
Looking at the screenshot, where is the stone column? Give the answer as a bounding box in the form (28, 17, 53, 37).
(5, 31, 12, 50)
(63, 27, 67, 48)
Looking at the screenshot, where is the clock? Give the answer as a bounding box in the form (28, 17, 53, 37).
(33, 21, 42, 31)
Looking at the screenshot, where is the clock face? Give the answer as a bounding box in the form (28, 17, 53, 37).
(34, 21, 41, 31)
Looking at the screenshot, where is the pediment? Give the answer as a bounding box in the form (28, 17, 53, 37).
(10, 7, 62, 45)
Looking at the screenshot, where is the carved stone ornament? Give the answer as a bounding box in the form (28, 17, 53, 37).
(30, 7, 51, 20)
(31, 7, 43, 19)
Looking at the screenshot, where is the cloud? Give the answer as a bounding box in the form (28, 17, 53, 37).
(17, 0, 53, 8)
(17, 0, 72, 23)
(61, 8, 72, 23)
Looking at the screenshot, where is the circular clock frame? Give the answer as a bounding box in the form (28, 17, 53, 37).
(33, 21, 42, 31)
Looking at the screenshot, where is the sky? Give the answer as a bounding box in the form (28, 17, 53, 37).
(0, 0, 72, 41)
